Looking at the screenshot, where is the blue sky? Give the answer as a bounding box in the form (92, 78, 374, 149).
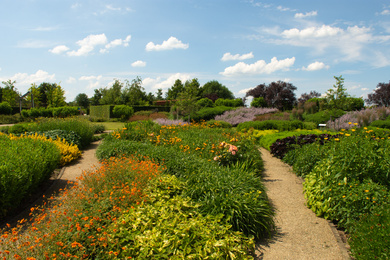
(1, 0, 390, 103)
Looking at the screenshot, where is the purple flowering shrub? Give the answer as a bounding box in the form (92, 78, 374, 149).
(326, 107, 390, 130)
(154, 118, 188, 126)
(215, 107, 278, 126)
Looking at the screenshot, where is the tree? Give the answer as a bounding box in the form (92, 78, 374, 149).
(174, 85, 199, 121)
(325, 76, 349, 110)
(366, 81, 390, 107)
(200, 80, 234, 101)
(90, 89, 103, 105)
(297, 91, 321, 105)
(49, 84, 67, 107)
(100, 80, 123, 105)
(246, 81, 296, 111)
(166, 79, 185, 100)
(37, 82, 57, 107)
(1, 80, 19, 106)
(156, 89, 163, 100)
(75, 93, 90, 108)
(250, 97, 267, 108)
(121, 77, 148, 106)
(26, 83, 41, 107)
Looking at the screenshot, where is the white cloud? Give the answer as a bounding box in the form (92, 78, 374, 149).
(143, 73, 192, 91)
(100, 35, 131, 53)
(281, 25, 342, 38)
(49, 45, 70, 54)
(67, 34, 108, 56)
(220, 57, 295, 76)
(302, 61, 329, 71)
(221, 52, 254, 61)
(361, 88, 368, 91)
(381, 9, 390, 15)
(79, 75, 104, 89)
(295, 11, 317, 18)
(238, 87, 253, 95)
(6, 70, 55, 87)
(66, 77, 76, 84)
(131, 60, 146, 67)
(145, 36, 189, 51)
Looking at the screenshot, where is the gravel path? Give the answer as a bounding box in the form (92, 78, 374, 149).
(254, 148, 350, 260)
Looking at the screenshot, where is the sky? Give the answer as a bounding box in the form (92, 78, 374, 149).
(1, 0, 390, 104)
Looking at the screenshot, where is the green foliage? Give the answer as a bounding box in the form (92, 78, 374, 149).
(206, 120, 232, 128)
(191, 106, 234, 122)
(344, 97, 364, 111)
(52, 106, 80, 118)
(349, 201, 390, 259)
(0, 101, 12, 115)
(370, 120, 390, 129)
(250, 97, 267, 108)
(89, 105, 112, 120)
(215, 98, 244, 107)
(25, 117, 95, 149)
(0, 135, 61, 218)
(303, 109, 346, 125)
(325, 75, 349, 110)
(237, 120, 315, 132)
(196, 97, 215, 108)
(200, 80, 235, 101)
(112, 104, 134, 121)
(24, 129, 82, 148)
(109, 175, 255, 259)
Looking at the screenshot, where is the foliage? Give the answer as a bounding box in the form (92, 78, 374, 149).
(52, 106, 80, 118)
(112, 104, 134, 121)
(191, 106, 234, 122)
(268, 132, 336, 156)
(303, 109, 346, 125)
(237, 119, 315, 132)
(0, 114, 22, 124)
(326, 107, 390, 130)
(370, 119, 390, 129)
(196, 97, 214, 108)
(121, 77, 149, 106)
(250, 97, 267, 108)
(215, 107, 278, 126)
(325, 75, 349, 110)
(0, 134, 61, 218)
(215, 98, 244, 107)
(246, 81, 297, 111)
(200, 80, 235, 101)
(154, 118, 187, 126)
(344, 97, 365, 111)
(0, 80, 19, 106)
(206, 119, 232, 128)
(297, 91, 321, 105)
(349, 201, 390, 259)
(24, 117, 95, 149)
(23, 129, 82, 148)
(96, 122, 275, 240)
(366, 81, 390, 107)
(74, 93, 90, 108)
(0, 101, 12, 115)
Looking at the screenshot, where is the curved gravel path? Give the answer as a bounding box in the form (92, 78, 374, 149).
(254, 148, 350, 260)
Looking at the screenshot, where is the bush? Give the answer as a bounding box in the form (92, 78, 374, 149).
(0, 102, 12, 115)
(250, 97, 267, 108)
(303, 109, 345, 125)
(191, 106, 233, 122)
(206, 120, 232, 128)
(215, 98, 244, 107)
(52, 106, 80, 118)
(0, 134, 61, 218)
(112, 105, 134, 121)
(196, 97, 215, 108)
(369, 119, 390, 129)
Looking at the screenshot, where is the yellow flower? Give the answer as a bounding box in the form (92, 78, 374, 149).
(365, 190, 369, 192)
(351, 129, 356, 132)
(334, 138, 340, 141)
(345, 134, 351, 137)
(354, 123, 358, 126)
(348, 122, 352, 125)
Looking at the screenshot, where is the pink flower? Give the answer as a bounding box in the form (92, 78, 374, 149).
(229, 145, 238, 155)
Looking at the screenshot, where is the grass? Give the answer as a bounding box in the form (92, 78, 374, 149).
(91, 121, 125, 131)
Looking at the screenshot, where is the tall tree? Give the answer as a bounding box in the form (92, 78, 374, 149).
(90, 89, 103, 105)
(26, 83, 41, 107)
(166, 79, 185, 100)
(246, 81, 296, 111)
(366, 81, 390, 107)
(37, 82, 58, 107)
(297, 91, 321, 104)
(325, 75, 349, 110)
(49, 84, 67, 107)
(100, 79, 123, 105)
(75, 93, 90, 108)
(200, 80, 234, 101)
(121, 76, 148, 106)
(156, 89, 163, 100)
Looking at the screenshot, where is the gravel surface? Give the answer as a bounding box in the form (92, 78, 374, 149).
(254, 148, 351, 260)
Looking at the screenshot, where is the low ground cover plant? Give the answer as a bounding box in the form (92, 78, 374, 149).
(236, 120, 315, 132)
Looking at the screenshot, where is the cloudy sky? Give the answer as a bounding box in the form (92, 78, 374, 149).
(1, 0, 390, 103)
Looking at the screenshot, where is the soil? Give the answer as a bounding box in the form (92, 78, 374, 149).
(2, 139, 352, 259)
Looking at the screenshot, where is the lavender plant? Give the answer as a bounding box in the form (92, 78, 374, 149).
(326, 107, 390, 130)
(154, 118, 188, 126)
(215, 107, 278, 126)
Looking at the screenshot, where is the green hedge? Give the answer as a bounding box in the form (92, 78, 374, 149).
(89, 105, 112, 120)
(190, 106, 234, 122)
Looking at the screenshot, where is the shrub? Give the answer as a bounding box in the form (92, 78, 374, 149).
(196, 97, 215, 108)
(250, 97, 267, 108)
(52, 106, 80, 118)
(369, 119, 390, 129)
(237, 120, 313, 132)
(303, 109, 345, 125)
(0, 134, 61, 218)
(191, 106, 233, 122)
(206, 119, 232, 128)
(0, 102, 12, 115)
(112, 105, 134, 121)
(215, 98, 244, 107)
(8, 123, 30, 134)
(215, 107, 278, 126)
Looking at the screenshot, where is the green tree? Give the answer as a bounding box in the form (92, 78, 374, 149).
(250, 97, 267, 108)
(1, 80, 19, 106)
(49, 84, 66, 107)
(90, 89, 103, 105)
(26, 83, 41, 107)
(100, 80, 123, 105)
(184, 78, 201, 98)
(325, 76, 349, 110)
(175, 89, 199, 122)
(166, 79, 185, 100)
(200, 80, 234, 102)
(75, 93, 90, 108)
(113, 104, 134, 121)
(121, 77, 148, 106)
(156, 89, 164, 100)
